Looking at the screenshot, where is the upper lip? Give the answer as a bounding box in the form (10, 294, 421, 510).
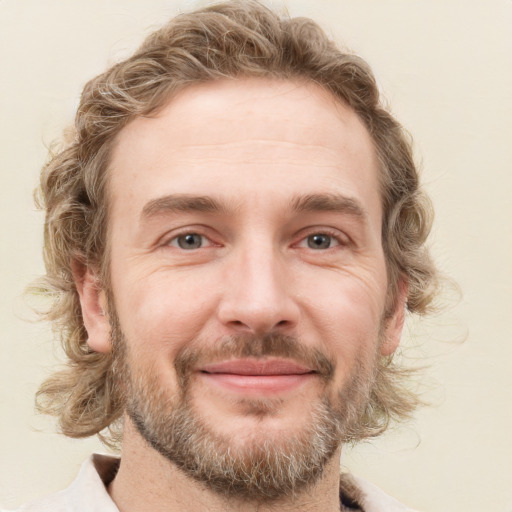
(199, 358, 315, 376)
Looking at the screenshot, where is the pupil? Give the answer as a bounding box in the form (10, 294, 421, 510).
(308, 234, 331, 249)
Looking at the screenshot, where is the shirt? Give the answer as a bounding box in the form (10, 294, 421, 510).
(3, 454, 417, 512)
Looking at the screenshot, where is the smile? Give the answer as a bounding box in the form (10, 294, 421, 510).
(198, 358, 317, 395)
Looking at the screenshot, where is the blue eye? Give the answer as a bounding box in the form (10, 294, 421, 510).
(173, 233, 204, 250)
(306, 234, 336, 249)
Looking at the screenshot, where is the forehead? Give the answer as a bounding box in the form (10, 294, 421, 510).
(108, 78, 381, 224)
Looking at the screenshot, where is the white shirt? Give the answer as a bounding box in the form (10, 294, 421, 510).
(3, 454, 417, 512)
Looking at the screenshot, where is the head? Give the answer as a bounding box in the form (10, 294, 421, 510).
(35, 0, 438, 501)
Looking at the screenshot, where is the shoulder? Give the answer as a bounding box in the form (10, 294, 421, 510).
(3, 454, 119, 512)
(340, 473, 420, 512)
(2, 490, 69, 512)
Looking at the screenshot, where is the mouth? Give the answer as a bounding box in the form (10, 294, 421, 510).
(197, 358, 318, 395)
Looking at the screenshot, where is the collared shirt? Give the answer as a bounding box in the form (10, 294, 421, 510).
(3, 454, 417, 512)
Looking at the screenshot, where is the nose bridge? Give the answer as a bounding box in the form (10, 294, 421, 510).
(219, 235, 298, 333)
(242, 241, 281, 303)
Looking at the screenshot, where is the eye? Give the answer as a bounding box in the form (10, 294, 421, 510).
(297, 233, 342, 250)
(169, 233, 208, 250)
(307, 234, 338, 249)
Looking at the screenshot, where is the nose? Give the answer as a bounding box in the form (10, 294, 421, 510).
(217, 245, 300, 335)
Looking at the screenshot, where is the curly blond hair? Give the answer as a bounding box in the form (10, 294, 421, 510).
(34, 0, 439, 447)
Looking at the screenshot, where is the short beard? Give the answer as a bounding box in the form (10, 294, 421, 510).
(111, 319, 379, 502)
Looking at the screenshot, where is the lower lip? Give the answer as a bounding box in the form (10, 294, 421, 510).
(199, 372, 315, 395)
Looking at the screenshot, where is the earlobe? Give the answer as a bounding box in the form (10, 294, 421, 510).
(72, 260, 112, 354)
(380, 279, 408, 357)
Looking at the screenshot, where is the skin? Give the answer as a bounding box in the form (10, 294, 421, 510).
(76, 78, 406, 512)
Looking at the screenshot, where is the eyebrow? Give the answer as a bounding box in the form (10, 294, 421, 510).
(141, 194, 232, 221)
(140, 192, 367, 222)
(290, 193, 367, 219)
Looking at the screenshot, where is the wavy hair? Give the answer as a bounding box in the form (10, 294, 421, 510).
(34, 0, 439, 447)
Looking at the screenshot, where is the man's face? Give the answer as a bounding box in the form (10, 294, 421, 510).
(89, 79, 405, 498)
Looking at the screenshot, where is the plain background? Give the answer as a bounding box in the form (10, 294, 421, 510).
(0, 1, 511, 511)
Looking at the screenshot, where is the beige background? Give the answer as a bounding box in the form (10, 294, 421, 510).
(0, 1, 511, 511)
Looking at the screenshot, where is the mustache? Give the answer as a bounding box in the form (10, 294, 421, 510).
(174, 333, 335, 387)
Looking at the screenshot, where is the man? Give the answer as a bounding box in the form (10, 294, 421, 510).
(12, 1, 438, 511)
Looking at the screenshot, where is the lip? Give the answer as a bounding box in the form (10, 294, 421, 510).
(200, 358, 314, 375)
(198, 358, 317, 395)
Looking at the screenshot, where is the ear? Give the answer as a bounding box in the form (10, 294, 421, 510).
(380, 279, 408, 357)
(72, 259, 112, 354)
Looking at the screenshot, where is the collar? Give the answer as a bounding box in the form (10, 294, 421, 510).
(15, 454, 415, 512)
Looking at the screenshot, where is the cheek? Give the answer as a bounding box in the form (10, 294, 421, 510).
(298, 270, 386, 374)
(111, 267, 220, 359)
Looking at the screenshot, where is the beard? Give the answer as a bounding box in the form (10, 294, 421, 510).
(110, 315, 380, 502)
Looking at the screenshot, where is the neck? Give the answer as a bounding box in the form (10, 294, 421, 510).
(109, 418, 343, 512)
